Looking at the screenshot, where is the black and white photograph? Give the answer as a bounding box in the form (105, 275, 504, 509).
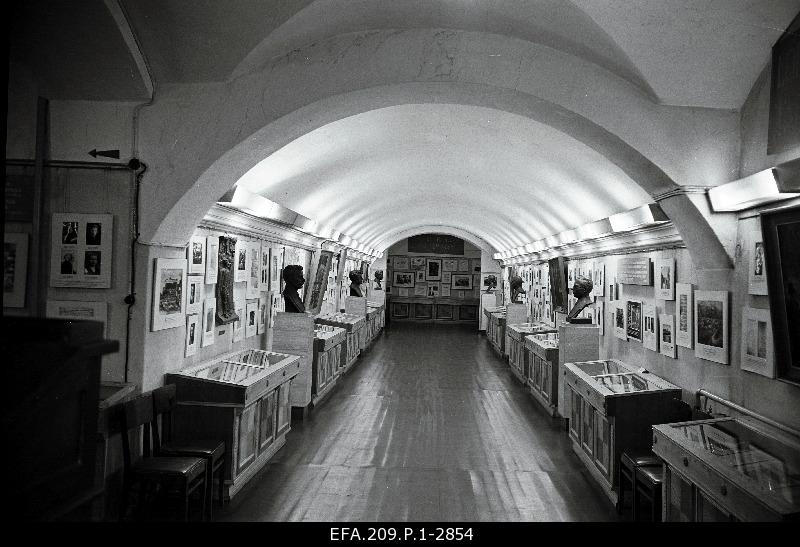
(676, 282, 693, 349)
(416, 270, 425, 282)
(187, 275, 204, 314)
(205, 235, 219, 284)
(426, 258, 442, 281)
(188, 235, 205, 274)
(749, 231, 768, 295)
(201, 297, 217, 347)
(85, 223, 102, 245)
(626, 300, 642, 342)
(151, 258, 187, 331)
(50, 213, 114, 288)
(741, 306, 774, 378)
(614, 302, 627, 340)
(60, 250, 77, 274)
(643, 302, 658, 352)
(659, 314, 677, 358)
(393, 271, 415, 288)
(83, 251, 101, 275)
(61, 221, 79, 244)
(185, 314, 199, 357)
(654, 258, 675, 300)
(694, 290, 729, 364)
(451, 273, 473, 289)
(245, 300, 258, 338)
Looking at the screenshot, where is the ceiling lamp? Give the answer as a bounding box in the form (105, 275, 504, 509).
(708, 165, 800, 212)
(609, 203, 669, 232)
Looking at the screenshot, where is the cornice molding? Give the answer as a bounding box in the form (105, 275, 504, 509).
(652, 186, 710, 202)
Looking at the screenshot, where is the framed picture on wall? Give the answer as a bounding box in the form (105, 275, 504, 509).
(257, 293, 269, 334)
(642, 302, 658, 352)
(694, 290, 729, 364)
(246, 242, 261, 299)
(260, 242, 271, 286)
(442, 271, 452, 284)
(740, 306, 774, 378)
(416, 270, 426, 282)
(394, 257, 410, 270)
(234, 239, 249, 283)
(232, 301, 244, 342)
(185, 314, 199, 357)
(659, 314, 676, 358)
(393, 271, 415, 288)
(426, 258, 442, 281)
(443, 259, 458, 272)
(593, 262, 605, 297)
(188, 235, 206, 275)
(245, 300, 258, 338)
(595, 300, 604, 335)
(414, 284, 427, 296)
(410, 257, 425, 270)
(451, 273, 473, 290)
(4, 232, 28, 308)
(201, 297, 216, 347)
(186, 275, 205, 314)
(50, 213, 113, 289)
(626, 300, 642, 342)
(151, 258, 187, 331)
(748, 230, 768, 295)
(655, 258, 675, 300)
(441, 284, 451, 297)
(614, 301, 627, 340)
(205, 235, 219, 284)
(427, 283, 440, 298)
(458, 258, 470, 272)
(676, 283, 693, 348)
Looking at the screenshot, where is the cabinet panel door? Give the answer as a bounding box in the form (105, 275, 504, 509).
(593, 410, 611, 479)
(696, 489, 734, 522)
(534, 356, 543, 393)
(664, 466, 694, 522)
(541, 361, 551, 403)
(258, 390, 277, 454)
(581, 400, 595, 457)
(568, 386, 581, 443)
(317, 351, 328, 390)
(523, 350, 532, 381)
(276, 381, 292, 436)
(236, 403, 258, 474)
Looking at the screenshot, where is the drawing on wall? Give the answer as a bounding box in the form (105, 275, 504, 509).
(201, 297, 216, 346)
(151, 258, 186, 331)
(676, 283, 693, 348)
(614, 301, 627, 340)
(655, 258, 675, 300)
(659, 314, 676, 358)
(188, 235, 205, 275)
(427, 283, 440, 298)
(245, 300, 258, 338)
(642, 302, 658, 352)
(748, 230, 768, 295)
(393, 271, 415, 287)
(187, 275, 204, 314)
(626, 300, 642, 342)
(394, 257, 410, 270)
(205, 235, 219, 284)
(50, 213, 113, 289)
(235, 239, 249, 282)
(410, 257, 425, 270)
(694, 290, 729, 364)
(246, 241, 261, 299)
(4, 233, 28, 308)
(426, 258, 442, 281)
(740, 306, 773, 377)
(185, 314, 199, 357)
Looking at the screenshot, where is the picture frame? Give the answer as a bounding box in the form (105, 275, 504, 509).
(394, 257, 410, 270)
(205, 235, 219, 284)
(232, 302, 245, 342)
(471, 259, 481, 273)
(748, 230, 768, 295)
(201, 297, 216, 347)
(451, 273, 473, 290)
(393, 271, 415, 288)
(654, 258, 675, 300)
(4, 232, 28, 308)
(659, 314, 677, 358)
(676, 282, 693, 348)
(45, 300, 107, 335)
(234, 238, 249, 283)
(482, 273, 498, 291)
(740, 306, 774, 378)
(185, 314, 200, 357)
(614, 301, 627, 340)
(442, 271, 452, 285)
(398, 287, 410, 297)
(427, 282, 440, 298)
(414, 284, 427, 296)
(642, 302, 658, 352)
(593, 262, 605, 297)
(186, 275, 205, 314)
(441, 284, 451, 297)
(256, 293, 269, 335)
(261, 242, 271, 286)
(410, 257, 426, 270)
(151, 258, 187, 331)
(246, 241, 261, 299)
(595, 300, 604, 335)
(458, 259, 470, 272)
(416, 270, 426, 282)
(245, 300, 258, 338)
(426, 258, 442, 281)
(626, 300, 643, 342)
(442, 259, 457, 272)
(694, 290, 729, 364)
(188, 235, 206, 275)
(50, 213, 113, 289)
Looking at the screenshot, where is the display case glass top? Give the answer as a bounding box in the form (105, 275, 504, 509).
(508, 322, 557, 336)
(528, 332, 559, 349)
(654, 418, 800, 515)
(175, 349, 298, 386)
(565, 359, 680, 396)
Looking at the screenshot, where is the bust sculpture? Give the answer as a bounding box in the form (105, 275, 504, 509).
(281, 264, 306, 313)
(566, 274, 594, 322)
(510, 275, 526, 303)
(373, 270, 383, 290)
(349, 270, 364, 297)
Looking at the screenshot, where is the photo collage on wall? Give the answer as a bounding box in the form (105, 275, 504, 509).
(49, 213, 114, 289)
(388, 254, 482, 300)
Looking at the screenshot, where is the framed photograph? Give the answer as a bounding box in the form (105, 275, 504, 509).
(201, 297, 216, 347)
(257, 293, 269, 335)
(676, 283, 693, 348)
(626, 300, 642, 342)
(443, 259, 458, 272)
(655, 258, 675, 300)
(270, 244, 283, 292)
(458, 259, 470, 272)
(748, 230, 768, 295)
(416, 270, 426, 282)
(614, 301, 627, 340)
(593, 263, 605, 297)
(471, 259, 481, 273)
(205, 235, 219, 284)
(426, 258, 442, 281)
(441, 284, 451, 297)
(4, 233, 28, 308)
(410, 257, 425, 270)
(393, 271, 415, 288)
(186, 275, 205, 314)
(245, 300, 258, 338)
(394, 257, 410, 270)
(643, 302, 658, 352)
(50, 213, 113, 288)
(45, 300, 107, 335)
(427, 283, 440, 298)
(414, 284, 427, 296)
(185, 314, 200, 357)
(260, 243, 271, 286)
(482, 273, 498, 291)
(151, 258, 187, 331)
(234, 239, 249, 283)
(246, 241, 261, 299)
(451, 273, 473, 290)
(232, 302, 245, 342)
(694, 290, 729, 364)
(659, 314, 677, 358)
(442, 271, 452, 284)
(595, 300, 605, 335)
(188, 235, 205, 274)
(740, 307, 774, 378)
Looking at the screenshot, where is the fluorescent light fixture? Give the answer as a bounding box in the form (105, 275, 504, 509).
(544, 234, 560, 249)
(708, 167, 799, 212)
(293, 214, 316, 234)
(340, 235, 352, 246)
(557, 229, 578, 246)
(225, 186, 297, 224)
(493, 252, 501, 260)
(774, 157, 800, 193)
(576, 218, 614, 240)
(609, 203, 668, 232)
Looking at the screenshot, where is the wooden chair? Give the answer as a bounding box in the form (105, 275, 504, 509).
(151, 384, 226, 520)
(617, 451, 661, 515)
(118, 393, 208, 521)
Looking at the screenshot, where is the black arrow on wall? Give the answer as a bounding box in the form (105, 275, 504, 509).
(88, 149, 120, 159)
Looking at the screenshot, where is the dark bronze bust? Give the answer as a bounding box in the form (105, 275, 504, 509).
(566, 274, 594, 322)
(373, 270, 383, 290)
(510, 275, 526, 303)
(282, 264, 306, 313)
(349, 270, 364, 297)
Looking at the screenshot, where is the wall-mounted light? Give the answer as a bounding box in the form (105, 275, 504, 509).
(708, 166, 800, 212)
(576, 218, 614, 240)
(609, 203, 668, 232)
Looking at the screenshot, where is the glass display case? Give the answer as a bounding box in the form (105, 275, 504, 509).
(562, 358, 681, 505)
(315, 313, 366, 372)
(653, 417, 800, 521)
(506, 323, 558, 384)
(483, 307, 506, 356)
(312, 323, 347, 404)
(165, 348, 302, 500)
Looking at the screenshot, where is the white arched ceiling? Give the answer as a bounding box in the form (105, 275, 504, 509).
(235, 104, 653, 253)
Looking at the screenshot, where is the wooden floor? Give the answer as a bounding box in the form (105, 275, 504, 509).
(216, 322, 620, 522)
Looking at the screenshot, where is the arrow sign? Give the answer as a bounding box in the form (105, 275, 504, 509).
(89, 149, 120, 159)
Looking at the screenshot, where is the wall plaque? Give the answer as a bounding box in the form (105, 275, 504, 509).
(617, 257, 652, 285)
(407, 234, 464, 255)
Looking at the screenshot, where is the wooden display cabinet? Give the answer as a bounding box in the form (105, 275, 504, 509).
(315, 313, 365, 373)
(562, 359, 681, 506)
(165, 348, 301, 501)
(506, 323, 557, 385)
(312, 323, 347, 406)
(653, 417, 800, 521)
(483, 307, 506, 356)
(525, 332, 559, 417)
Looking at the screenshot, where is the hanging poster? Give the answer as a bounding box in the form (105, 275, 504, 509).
(215, 235, 238, 325)
(614, 301, 627, 340)
(426, 258, 442, 281)
(748, 230, 768, 295)
(593, 262, 605, 297)
(187, 275, 205, 314)
(4, 232, 28, 308)
(441, 284, 451, 297)
(187, 235, 205, 275)
(654, 258, 675, 300)
(394, 256, 410, 270)
(185, 314, 199, 357)
(694, 290, 729, 364)
(201, 297, 216, 347)
(443, 259, 458, 272)
(257, 292, 269, 335)
(261, 242, 271, 287)
(232, 300, 245, 342)
(151, 258, 187, 331)
(245, 300, 258, 338)
(46, 300, 107, 334)
(740, 307, 774, 378)
(205, 235, 219, 284)
(234, 238, 249, 282)
(306, 250, 333, 315)
(410, 257, 426, 270)
(246, 241, 261, 299)
(50, 213, 113, 288)
(659, 314, 677, 358)
(271, 244, 284, 293)
(642, 302, 658, 352)
(676, 283, 693, 348)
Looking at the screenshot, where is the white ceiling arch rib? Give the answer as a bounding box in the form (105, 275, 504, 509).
(378, 226, 498, 258)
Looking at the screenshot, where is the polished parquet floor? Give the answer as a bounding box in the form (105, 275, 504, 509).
(217, 322, 620, 522)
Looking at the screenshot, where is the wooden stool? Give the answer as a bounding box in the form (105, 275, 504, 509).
(617, 451, 661, 515)
(634, 465, 664, 522)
